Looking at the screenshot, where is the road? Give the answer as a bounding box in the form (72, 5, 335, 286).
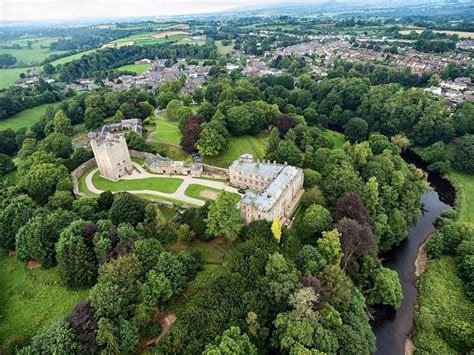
(85, 162, 239, 206)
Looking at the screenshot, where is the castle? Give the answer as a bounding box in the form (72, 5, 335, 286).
(90, 133, 133, 180)
(229, 154, 304, 225)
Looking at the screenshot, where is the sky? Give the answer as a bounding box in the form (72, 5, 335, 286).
(0, 0, 294, 21)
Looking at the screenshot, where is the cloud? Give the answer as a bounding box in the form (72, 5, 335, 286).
(0, 0, 271, 20)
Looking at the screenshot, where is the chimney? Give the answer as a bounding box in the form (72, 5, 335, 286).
(273, 160, 276, 165)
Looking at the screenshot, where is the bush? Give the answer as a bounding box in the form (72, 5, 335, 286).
(146, 321, 162, 338)
(426, 232, 445, 259)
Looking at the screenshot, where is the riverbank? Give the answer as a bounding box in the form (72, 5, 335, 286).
(404, 235, 430, 355)
(412, 167, 474, 353)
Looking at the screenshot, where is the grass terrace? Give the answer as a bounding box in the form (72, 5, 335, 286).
(0, 254, 89, 347)
(91, 171, 183, 194)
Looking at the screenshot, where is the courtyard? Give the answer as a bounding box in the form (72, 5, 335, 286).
(83, 162, 240, 206)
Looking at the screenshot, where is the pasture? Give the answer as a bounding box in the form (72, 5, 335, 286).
(0, 101, 62, 131)
(102, 32, 189, 48)
(0, 67, 33, 89)
(0, 37, 66, 66)
(400, 28, 474, 39)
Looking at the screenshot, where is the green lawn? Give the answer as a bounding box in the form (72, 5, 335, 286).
(152, 115, 182, 144)
(322, 129, 346, 149)
(414, 256, 473, 354)
(184, 184, 240, 202)
(92, 171, 183, 194)
(203, 132, 269, 168)
(449, 171, 474, 223)
(117, 63, 150, 74)
(0, 254, 89, 347)
(0, 101, 62, 131)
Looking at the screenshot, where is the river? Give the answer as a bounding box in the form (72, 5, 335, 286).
(372, 150, 455, 355)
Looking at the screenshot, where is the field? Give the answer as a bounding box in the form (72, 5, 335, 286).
(49, 49, 97, 66)
(0, 67, 36, 89)
(203, 132, 269, 168)
(152, 31, 189, 40)
(0, 37, 66, 65)
(0, 101, 62, 131)
(103, 32, 189, 48)
(91, 172, 183, 194)
(117, 63, 150, 74)
(0, 253, 89, 347)
(400, 28, 474, 39)
(151, 115, 182, 144)
(414, 256, 473, 354)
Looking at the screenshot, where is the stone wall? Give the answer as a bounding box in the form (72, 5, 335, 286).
(202, 164, 228, 178)
(71, 158, 97, 197)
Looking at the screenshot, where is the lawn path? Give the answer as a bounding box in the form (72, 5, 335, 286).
(85, 162, 239, 206)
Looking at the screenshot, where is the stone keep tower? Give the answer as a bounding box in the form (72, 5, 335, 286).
(90, 133, 133, 180)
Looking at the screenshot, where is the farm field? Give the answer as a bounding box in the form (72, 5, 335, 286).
(203, 132, 269, 168)
(91, 171, 183, 194)
(400, 28, 474, 39)
(0, 101, 62, 131)
(0, 254, 89, 347)
(103, 32, 189, 48)
(49, 49, 97, 66)
(117, 63, 150, 74)
(0, 37, 66, 65)
(151, 115, 182, 144)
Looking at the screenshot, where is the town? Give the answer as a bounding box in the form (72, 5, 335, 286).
(0, 2, 473, 355)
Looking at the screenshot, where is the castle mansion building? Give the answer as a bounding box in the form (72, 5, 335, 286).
(91, 133, 133, 180)
(229, 154, 304, 225)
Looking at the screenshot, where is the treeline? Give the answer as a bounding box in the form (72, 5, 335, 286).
(57, 41, 219, 83)
(49, 29, 140, 51)
(0, 79, 62, 121)
(0, 53, 17, 68)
